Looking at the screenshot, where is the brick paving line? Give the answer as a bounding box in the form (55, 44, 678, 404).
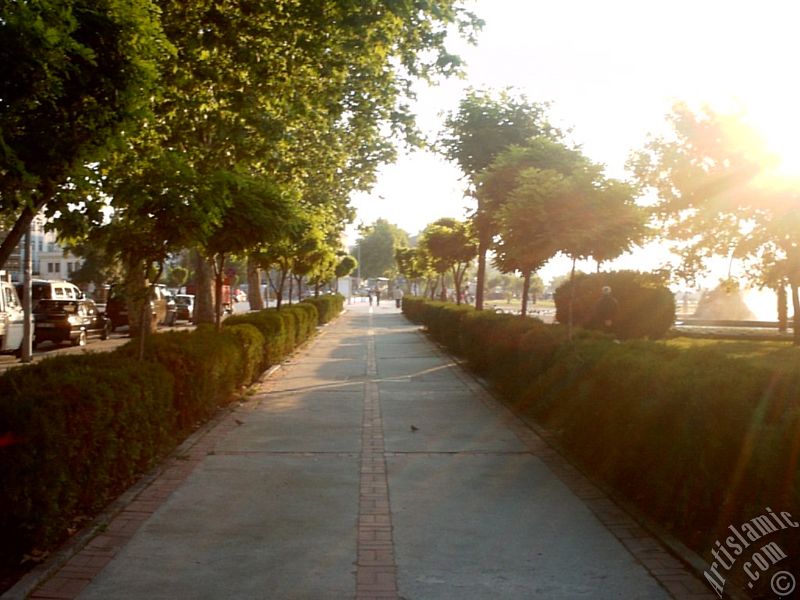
(354, 311, 399, 600)
(415, 327, 719, 600)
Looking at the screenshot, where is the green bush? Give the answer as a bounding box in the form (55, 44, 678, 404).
(420, 301, 474, 352)
(554, 270, 675, 339)
(287, 303, 318, 340)
(223, 310, 287, 367)
(302, 294, 345, 324)
(0, 354, 174, 559)
(117, 328, 244, 432)
(526, 339, 800, 559)
(401, 296, 428, 324)
(0, 301, 342, 577)
(223, 323, 266, 384)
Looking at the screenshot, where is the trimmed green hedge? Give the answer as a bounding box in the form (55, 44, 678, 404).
(403, 297, 800, 577)
(0, 303, 337, 573)
(302, 293, 345, 324)
(223, 311, 287, 368)
(0, 354, 174, 560)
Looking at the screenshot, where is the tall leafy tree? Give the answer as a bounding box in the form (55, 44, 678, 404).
(439, 89, 562, 309)
(628, 103, 800, 341)
(419, 218, 476, 304)
(629, 103, 768, 281)
(354, 219, 410, 279)
(0, 0, 168, 267)
(488, 139, 641, 325)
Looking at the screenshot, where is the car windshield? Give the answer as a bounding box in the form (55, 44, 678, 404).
(37, 300, 78, 313)
(175, 297, 192, 305)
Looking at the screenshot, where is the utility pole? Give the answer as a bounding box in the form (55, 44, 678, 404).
(21, 224, 32, 362)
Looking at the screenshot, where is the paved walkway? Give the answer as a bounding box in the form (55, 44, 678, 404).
(20, 304, 713, 599)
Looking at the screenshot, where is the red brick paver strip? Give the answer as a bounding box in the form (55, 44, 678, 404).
(355, 315, 399, 600)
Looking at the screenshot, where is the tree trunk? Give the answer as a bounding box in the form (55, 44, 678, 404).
(288, 274, 293, 305)
(213, 254, 225, 331)
(475, 234, 489, 311)
(791, 282, 800, 346)
(0, 181, 53, 269)
(246, 256, 264, 311)
(568, 257, 577, 341)
(193, 251, 215, 324)
(778, 284, 787, 333)
(452, 266, 462, 305)
(269, 268, 287, 310)
(521, 271, 531, 317)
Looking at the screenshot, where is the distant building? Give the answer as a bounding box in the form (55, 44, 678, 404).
(0, 216, 82, 283)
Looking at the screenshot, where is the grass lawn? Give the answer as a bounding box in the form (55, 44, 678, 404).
(662, 336, 800, 369)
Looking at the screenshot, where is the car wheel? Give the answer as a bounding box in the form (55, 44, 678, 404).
(101, 322, 110, 340)
(72, 331, 87, 347)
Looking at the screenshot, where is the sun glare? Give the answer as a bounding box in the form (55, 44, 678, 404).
(746, 101, 800, 179)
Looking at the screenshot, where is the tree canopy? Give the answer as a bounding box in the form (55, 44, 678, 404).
(439, 88, 563, 309)
(354, 219, 409, 279)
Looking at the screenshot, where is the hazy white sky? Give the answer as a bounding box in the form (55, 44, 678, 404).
(346, 0, 800, 305)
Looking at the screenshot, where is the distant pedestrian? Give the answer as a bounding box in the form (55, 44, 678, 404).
(375, 288, 381, 306)
(368, 290, 373, 306)
(591, 286, 619, 333)
(394, 287, 404, 308)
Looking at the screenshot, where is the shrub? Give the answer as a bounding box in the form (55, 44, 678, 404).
(223, 310, 287, 367)
(117, 328, 243, 432)
(419, 301, 474, 352)
(302, 294, 345, 324)
(526, 339, 800, 560)
(0, 354, 174, 559)
(401, 296, 428, 323)
(554, 270, 675, 339)
(287, 303, 318, 340)
(222, 323, 266, 384)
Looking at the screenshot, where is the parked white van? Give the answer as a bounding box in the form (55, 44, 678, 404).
(0, 272, 23, 356)
(14, 279, 83, 310)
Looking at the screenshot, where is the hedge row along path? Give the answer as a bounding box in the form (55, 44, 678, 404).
(17, 303, 712, 599)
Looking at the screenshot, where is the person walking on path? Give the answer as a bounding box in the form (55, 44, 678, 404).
(375, 287, 381, 306)
(591, 285, 619, 333)
(368, 289, 373, 306)
(394, 286, 404, 309)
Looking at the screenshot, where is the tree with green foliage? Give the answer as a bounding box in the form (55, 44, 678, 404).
(485, 138, 641, 326)
(165, 266, 188, 290)
(354, 219, 410, 279)
(0, 0, 169, 268)
(439, 89, 562, 309)
(395, 246, 431, 295)
(419, 218, 476, 304)
(335, 255, 358, 279)
(629, 103, 800, 342)
(629, 102, 768, 285)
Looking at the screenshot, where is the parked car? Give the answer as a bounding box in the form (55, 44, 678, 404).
(34, 298, 111, 347)
(174, 294, 195, 322)
(0, 273, 23, 356)
(14, 279, 83, 311)
(106, 283, 177, 330)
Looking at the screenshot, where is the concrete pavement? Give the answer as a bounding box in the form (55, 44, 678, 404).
(17, 303, 714, 599)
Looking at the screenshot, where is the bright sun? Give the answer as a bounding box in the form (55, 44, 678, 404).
(745, 99, 800, 179)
